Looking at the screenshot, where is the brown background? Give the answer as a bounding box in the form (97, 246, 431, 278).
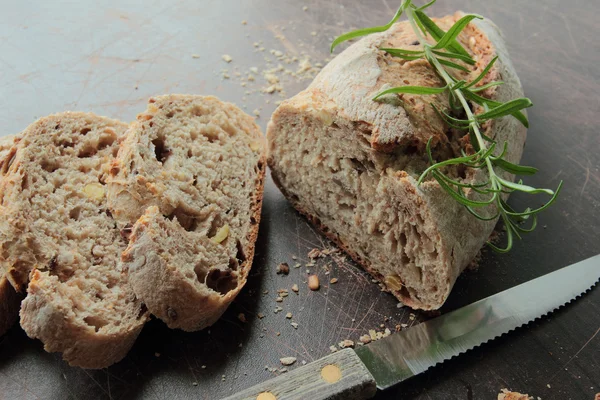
(0, 0, 598, 399)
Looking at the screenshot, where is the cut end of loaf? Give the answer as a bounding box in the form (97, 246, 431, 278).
(268, 104, 452, 309)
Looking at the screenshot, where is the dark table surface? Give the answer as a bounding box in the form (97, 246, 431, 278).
(0, 0, 599, 399)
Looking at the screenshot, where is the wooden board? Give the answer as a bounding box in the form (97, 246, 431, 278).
(0, 1, 598, 399)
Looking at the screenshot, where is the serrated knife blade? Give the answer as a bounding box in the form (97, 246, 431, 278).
(224, 254, 600, 400)
(354, 253, 600, 390)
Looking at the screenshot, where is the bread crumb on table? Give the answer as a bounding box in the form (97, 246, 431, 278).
(222, 54, 233, 63)
(498, 389, 533, 400)
(280, 357, 297, 366)
(276, 263, 290, 275)
(359, 334, 372, 344)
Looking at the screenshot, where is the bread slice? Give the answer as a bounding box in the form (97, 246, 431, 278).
(0, 113, 148, 368)
(108, 95, 266, 331)
(267, 14, 527, 310)
(0, 134, 22, 336)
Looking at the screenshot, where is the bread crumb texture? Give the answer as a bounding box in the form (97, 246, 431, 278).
(0, 113, 147, 368)
(111, 95, 266, 331)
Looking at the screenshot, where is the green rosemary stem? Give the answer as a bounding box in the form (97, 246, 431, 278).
(406, 6, 427, 45)
(422, 45, 501, 195)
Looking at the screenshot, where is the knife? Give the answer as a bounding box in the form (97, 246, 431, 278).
(222, 254, 600, 400)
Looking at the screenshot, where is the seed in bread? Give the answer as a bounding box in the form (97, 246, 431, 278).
(109, 95, 266, 331)
(266, 14, 527, 310)
(0, 113, 148, 368)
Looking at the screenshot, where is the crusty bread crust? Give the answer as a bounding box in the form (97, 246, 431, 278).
(267, 14, 526, 309)
(111, 95, 266, 331)
(0, 276, 21, 337)
(0, 134, 22, 336)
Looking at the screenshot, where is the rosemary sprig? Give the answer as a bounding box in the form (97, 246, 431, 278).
(331, 0, 562, 252)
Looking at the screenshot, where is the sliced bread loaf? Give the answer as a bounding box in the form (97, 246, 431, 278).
(108, 95, 266, 331)
(0, 134, 22, 336)
(267, 14, 526, 310)
(0, 113, 148, 368)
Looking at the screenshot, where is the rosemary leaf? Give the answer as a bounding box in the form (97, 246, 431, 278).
(437, 58, 470, 72)
(513, 214, 538, 233)
(432, 49, 476, 65)
(412, 9, 429, 36)
(381, 47, 424, 55)
(501, 181, 563, 217)
(330, 2, 407, 52)
(465, 205, 501, 221)
(470, 81, 504, 92)
(433, 171, 497, 207)
(414, 10, 471, 56)
(433, 14, 483, 50)
(418, 153, 480, 184)
(486, 215, 515, 253)
(492, 158, 538, 175)
(373, 85, 447, 99)
(431, 103, 471, 128)
(380, 48, 424, 60)
(500, 199, 533, 225)
(416, 0, 437, 11)
(465, 56, 498, 88)
(476, 98, 533, 122)
(462, 89, 530, 128)
(451, 80, 467, 90)
(496, 176, 553, 195)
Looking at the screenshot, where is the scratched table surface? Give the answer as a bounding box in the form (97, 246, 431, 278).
(0, 0, 598, 399)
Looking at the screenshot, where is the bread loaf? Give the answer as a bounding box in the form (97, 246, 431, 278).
(267, 14, 526, 309)
(0, 113, 148, 368)
(0, 134, 22, 336)
(108, 95, 266, 331)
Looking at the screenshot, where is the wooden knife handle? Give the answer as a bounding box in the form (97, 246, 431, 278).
(221, 348, 377, 400)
